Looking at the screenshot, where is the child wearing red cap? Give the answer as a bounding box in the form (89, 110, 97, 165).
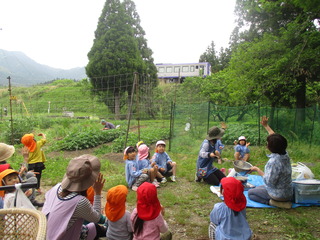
(105, 185, 133, 240)
(21, 133, 47, 193)
(131, 182, 172, 240)
(209, 177, 252, 240)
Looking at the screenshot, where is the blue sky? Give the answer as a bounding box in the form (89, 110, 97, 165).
(0, 0, 236, 69)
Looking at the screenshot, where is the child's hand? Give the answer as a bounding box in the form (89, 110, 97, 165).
(260, 116, 269, 127)
(143, 168, 148, 174)
(220, 122, 227, 129)
(246, 142, 250, 147)
(25, 189, 32, 197)
(21, 146, 29, 161)
(161, 205, 165, 216)
(93, 173, 105, 195)
(233, 140, 237, 145)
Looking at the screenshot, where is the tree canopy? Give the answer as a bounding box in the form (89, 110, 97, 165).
(86, 0, 157, 118)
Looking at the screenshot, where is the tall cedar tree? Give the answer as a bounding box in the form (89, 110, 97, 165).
(86, 0, 156, 117)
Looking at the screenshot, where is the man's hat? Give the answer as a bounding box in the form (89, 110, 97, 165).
(206, 127, 224, 140)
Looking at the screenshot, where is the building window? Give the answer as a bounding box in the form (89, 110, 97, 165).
(182, 66, 189, 72)
(174, 67, 180, 73)
(190, 66, 195, 72)
(166, 67, 172, 73)
(158, 67, 165, 73)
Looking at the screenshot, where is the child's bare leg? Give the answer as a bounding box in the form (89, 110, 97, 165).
(156, 171, 164, 179)
(234, 152, 241, 160)
(148, 168, 155, 182)
(171, 162, 177, 176)
(243, 153, 250, 162)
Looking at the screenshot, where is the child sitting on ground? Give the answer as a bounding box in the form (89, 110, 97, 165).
(105, 185, 133, 240)
(137, 143, 160, 188)
(131, 182, 172, 240)
(0, 169, 35, 209)
(124, 146, 149, 191)
(234, 136, 250, 162)
(151, 141, 177, 183)
(209, 177, 253, 240)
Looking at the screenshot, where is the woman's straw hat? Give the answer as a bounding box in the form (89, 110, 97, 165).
(0, 143, 15, 162)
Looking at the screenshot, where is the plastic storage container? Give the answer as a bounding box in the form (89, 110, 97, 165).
(293, 179, 320, 204)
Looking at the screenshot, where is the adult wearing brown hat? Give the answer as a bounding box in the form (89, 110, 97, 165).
(42, 154, 106, 240)
(196, 124, 226, 185)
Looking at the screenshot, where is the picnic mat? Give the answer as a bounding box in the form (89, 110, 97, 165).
(211, 174, 320, 208)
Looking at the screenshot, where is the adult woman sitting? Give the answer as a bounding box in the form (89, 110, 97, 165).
(42, 154, 106, 239)
(248, 116, 293, 209)
(196, 124, 226, 185)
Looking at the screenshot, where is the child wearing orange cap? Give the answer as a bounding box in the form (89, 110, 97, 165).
(131, 182, 172, 240)
(105, 185, 133, 240)
(21, 133, 47, 192)
(0, 169, 35, 209)
(209, 177, 252, 240)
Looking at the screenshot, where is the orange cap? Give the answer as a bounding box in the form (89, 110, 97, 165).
(21, 134, 37, 152)
(86, 186, 94, 205)
(105, 185, 128, 222)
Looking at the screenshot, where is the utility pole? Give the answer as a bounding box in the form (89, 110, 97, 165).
(7, 76, 14, 144)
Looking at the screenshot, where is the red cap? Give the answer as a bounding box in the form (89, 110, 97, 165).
(0, 164, 11, 173)
(221, 177, 246, 212)
(137, 182, 161, 221)
(21, 134, 37, 152)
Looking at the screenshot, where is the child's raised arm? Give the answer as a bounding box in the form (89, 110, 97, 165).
(261, 116, 275, 135)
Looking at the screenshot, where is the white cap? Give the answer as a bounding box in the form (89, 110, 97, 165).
(156, 140, 166, 147)
(238, 136, 246, 141)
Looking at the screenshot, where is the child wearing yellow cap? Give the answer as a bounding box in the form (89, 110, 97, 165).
(105, 185, 133, 240)
(0, 169, 35, 209)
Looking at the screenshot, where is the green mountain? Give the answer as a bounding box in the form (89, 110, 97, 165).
(0, 49, 87, 86)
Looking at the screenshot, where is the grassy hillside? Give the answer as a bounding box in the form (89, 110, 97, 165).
(0, 79, 109, 118)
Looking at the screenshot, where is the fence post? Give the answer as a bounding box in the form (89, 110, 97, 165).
(7, 76, 14, 145)
(168, 101, 175, 152)
(124, 74, 137, 149)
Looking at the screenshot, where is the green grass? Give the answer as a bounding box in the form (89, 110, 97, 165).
(5, 118, 320, 239)
(2, 79, 320, 239)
